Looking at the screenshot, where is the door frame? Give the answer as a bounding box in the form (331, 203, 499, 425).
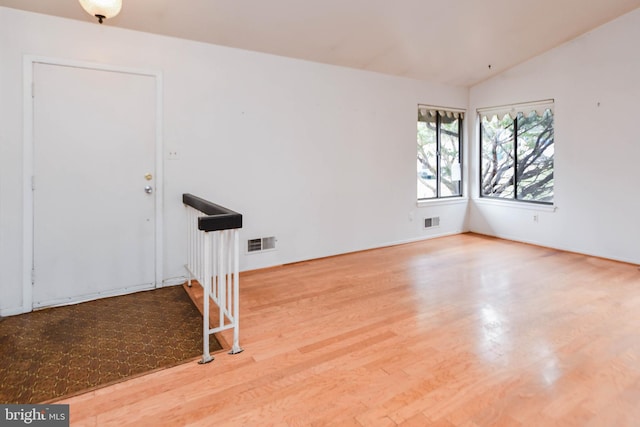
(22, 55, 164, 313)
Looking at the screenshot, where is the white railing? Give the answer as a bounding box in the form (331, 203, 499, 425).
(183, 194, 243, 363)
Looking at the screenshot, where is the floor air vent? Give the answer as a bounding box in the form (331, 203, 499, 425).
(424, 217, 440, 229)
(247, 236, 276, 253)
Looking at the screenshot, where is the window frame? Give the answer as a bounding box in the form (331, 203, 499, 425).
(417, 106, 464, 201)
(478, 101, 554, 206)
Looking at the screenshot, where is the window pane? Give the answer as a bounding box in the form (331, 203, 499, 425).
(417, 114, 437, 199)
(516, 110, 554, 202)
(440, 117, 461, 197)
(481, 115, 515, 198)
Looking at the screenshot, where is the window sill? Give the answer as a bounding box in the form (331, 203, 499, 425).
(472, 197, 557, 212)
(417, 197, 468, 208)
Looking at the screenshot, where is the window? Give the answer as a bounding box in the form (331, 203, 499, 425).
(417, 106, 464, 200)
(479, 100, 554, 204)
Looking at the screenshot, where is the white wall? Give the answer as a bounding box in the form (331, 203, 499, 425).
(0, 7, 468, 315)
(468, 8, 640, 264)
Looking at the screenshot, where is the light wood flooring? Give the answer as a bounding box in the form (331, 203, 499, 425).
(62, 233, 640, 426)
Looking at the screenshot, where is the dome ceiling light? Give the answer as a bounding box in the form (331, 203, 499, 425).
(78, 0, 122, 24)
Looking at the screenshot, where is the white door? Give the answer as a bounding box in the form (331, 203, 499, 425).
(32, 63, 157, 308)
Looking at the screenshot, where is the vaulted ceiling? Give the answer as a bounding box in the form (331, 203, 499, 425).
(2, 0, 639, 87)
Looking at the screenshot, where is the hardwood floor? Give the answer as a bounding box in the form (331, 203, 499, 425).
(62, 233, 640, 426)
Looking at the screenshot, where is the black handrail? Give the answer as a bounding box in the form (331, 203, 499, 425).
(183, 193, 242, 232)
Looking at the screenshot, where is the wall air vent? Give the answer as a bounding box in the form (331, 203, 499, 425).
(247, 236, 276, 253)
(424, 217, 440, 229)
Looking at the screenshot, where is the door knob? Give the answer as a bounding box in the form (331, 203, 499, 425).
(144, 186, 153, 194)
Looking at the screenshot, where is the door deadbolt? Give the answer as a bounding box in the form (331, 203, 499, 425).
(144, 173, 153, 181)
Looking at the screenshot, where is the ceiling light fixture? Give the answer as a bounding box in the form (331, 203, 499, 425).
(78, 0, 122, 24)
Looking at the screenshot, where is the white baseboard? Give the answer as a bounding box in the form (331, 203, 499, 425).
(471, 231, 639, 265)
(0, 306, 25, 317)
(33, 283, 155, 310)
(384, 229, 465, 247)
(162, 276, 188, 287)
(1, 278, 189, 318)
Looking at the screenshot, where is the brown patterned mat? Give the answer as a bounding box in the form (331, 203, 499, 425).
(0, 285, 221, 404)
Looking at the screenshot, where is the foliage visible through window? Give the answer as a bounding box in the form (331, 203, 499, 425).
(417, 107, 463, 200)
(480, 105, 554, 203)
